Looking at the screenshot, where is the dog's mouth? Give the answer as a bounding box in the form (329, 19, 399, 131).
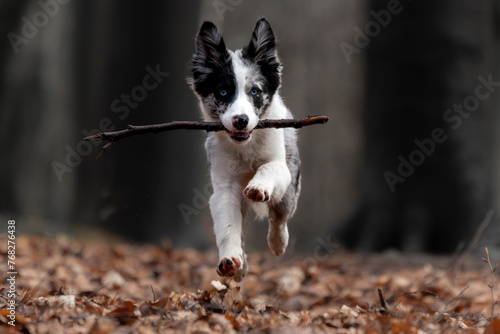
(228, 131, 252, 142)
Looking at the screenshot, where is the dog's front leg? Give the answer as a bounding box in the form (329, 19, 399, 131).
(244, 161, 292, 256)
(210, 180, 248, 282)
(244, 161, 291, 203)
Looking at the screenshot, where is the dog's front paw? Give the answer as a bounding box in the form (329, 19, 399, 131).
(216, 254, 248, 282)
(244, 182, 272, 202)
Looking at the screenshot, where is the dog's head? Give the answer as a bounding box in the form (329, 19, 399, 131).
(188, 18, 282, 144)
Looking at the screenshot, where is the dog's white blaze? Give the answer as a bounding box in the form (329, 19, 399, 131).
(220, 51, 260, 132)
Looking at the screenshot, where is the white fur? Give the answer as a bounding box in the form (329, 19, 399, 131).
(190, 19, 300, 281)
(205, 56, 292, 281)
(219, 51, 261, 132)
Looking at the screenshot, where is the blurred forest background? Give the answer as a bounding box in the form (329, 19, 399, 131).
(1, 0, 500, 254)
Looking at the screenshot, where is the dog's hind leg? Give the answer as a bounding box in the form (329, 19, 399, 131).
(267, 191, 297, 256)
(268, 217, 289, 256)
(267, 131, 301, 256)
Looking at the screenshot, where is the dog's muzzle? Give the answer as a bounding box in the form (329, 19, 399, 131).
(229, 114, 251, 142)
(228, 131, 251, 142)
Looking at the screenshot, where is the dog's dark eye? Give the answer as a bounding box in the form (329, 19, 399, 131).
(219, 90, 227, 97)
(250, 88, 259, 96)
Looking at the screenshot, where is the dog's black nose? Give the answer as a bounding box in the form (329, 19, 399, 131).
(232, 114, 249, 130)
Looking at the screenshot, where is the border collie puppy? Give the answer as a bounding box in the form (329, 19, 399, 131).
(188, 18, 301, 281)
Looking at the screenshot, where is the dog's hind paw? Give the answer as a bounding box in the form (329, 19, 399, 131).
(216, 254, 247, 282)
(244, 183, 271, 202)
(268, 223, 289, 256)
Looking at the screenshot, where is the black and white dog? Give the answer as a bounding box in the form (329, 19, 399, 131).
(188, 18, 301, 281)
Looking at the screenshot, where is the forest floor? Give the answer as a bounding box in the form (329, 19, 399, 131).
(1, 235, 500, 333)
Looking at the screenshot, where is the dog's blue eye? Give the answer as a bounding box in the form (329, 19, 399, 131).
(250, 88, 259, 96)
(219, 90, 227, 97)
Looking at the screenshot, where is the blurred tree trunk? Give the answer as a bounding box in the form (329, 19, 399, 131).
(340, 0, 500, 252)
(0, 1, 205, 245)
(0, 0, 31, 213)
(72, 1, 204, 244)
(0, 0, 80, 233)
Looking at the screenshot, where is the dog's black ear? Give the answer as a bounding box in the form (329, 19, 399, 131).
(189, 22, 232, 96)
(244, 18, 281, 65)
(192, 22, 231, 73)
(243, 18, 282, 90)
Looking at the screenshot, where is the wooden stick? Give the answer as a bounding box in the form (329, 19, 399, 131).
(377, 288, 389, 312)
(83, 115, 329, 159)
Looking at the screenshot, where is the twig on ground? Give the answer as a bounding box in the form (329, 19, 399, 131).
(467, 210, 495, 253)
(378, 289, 439, 316)
(451, 210, 494, 276)
(83, 115, 330, 159)
(150, 285, 161, 302)
(389, 289, 439, 303)
(87, 285, 105, 299)
(435, 285, 469, 322)
(377, 288, 389, 312)
(483, 247, 499, 322)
